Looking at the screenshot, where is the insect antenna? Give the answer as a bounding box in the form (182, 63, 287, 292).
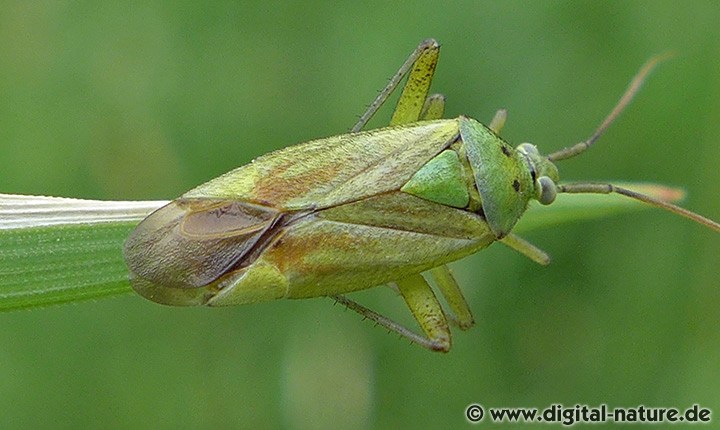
(557, 182, 720, 232)
(545, 53, 720, 232)
(547, 52, 674, 162)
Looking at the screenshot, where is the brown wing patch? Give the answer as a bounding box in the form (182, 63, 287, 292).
(124, 199, 281, 289)
(181, 200, 279, 238)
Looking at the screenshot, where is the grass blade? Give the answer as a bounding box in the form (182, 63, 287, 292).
(0, 184, 684, 311)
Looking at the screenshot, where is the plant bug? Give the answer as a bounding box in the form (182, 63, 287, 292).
(124, 39, 720, 352)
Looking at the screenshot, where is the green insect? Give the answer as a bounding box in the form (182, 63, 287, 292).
(124, 39, 720, 352)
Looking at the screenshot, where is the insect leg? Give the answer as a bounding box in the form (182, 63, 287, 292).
(395, 273, 452, 352)
(429, 266, 474, 330)
(389, 41, 440, 126)
(499, 233, 551, 265)
(334, 273, 452, 352)
(352, 39, 440, 131)
(332, 294, 447, 351)
(488, 109, 508, 134)
(419, 94, 446, 121)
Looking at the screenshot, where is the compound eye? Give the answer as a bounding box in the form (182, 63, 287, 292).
(536, 176, 557, 205)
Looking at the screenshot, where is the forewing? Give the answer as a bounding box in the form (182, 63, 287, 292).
(127, 120, 459, 294)
(182, 119, 460, 211)
(124, 199, 280, 289)
(259, 192, 495, 298)
(317, 191, 488, 239)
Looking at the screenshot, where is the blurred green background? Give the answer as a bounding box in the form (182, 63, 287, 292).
(1, 1, 719, 428)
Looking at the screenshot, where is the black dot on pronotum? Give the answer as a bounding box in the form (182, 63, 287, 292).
(501, 145, 511, 157)
(512, 179, 520, 192)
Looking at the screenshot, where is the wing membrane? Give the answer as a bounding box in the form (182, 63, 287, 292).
(124, 199, 280, 289)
